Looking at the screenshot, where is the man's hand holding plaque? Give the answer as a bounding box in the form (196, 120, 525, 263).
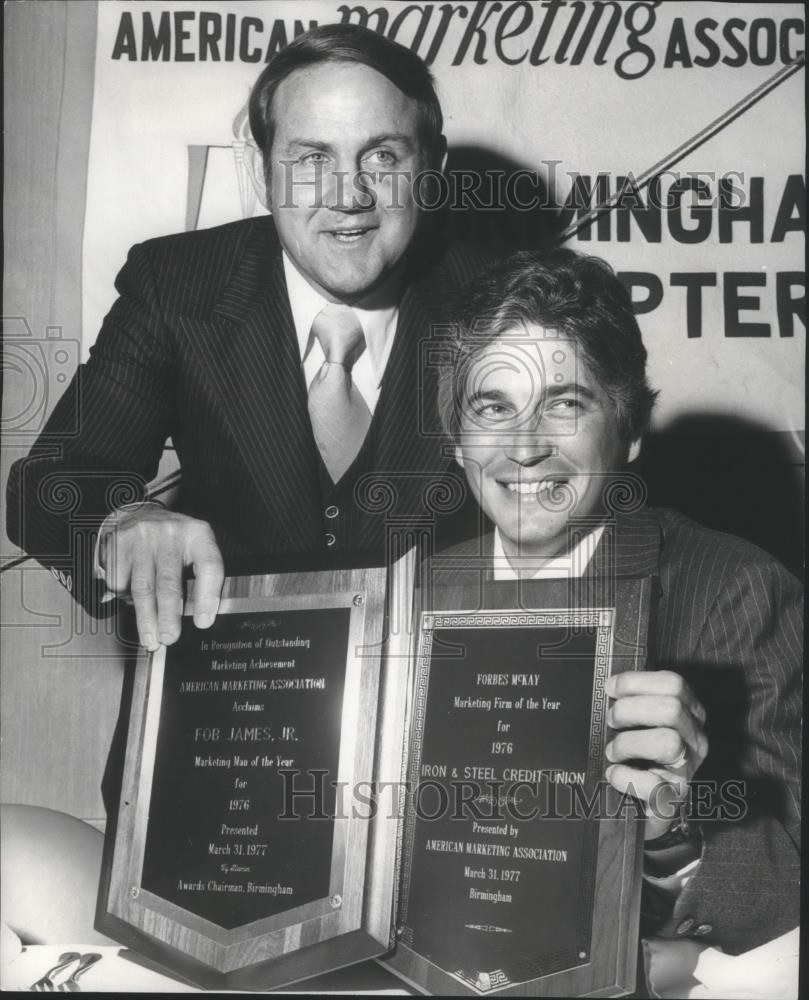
(604, 670, 709, 841)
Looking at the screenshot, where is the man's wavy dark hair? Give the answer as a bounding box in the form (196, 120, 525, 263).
(249, 24, 444, 165)
(439, 248, 658, 444)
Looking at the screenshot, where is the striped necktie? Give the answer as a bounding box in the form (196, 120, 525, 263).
(307, 304, 373, 483)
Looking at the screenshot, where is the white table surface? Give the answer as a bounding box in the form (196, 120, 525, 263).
(0, 942, 412, 993)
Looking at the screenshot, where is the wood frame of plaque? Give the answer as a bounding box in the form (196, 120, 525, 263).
(97, 550, 415, 991)
(382, 574, 654, 997)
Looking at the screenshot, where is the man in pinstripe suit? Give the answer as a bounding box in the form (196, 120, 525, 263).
(7, 25, 488, 648)
(434, 249, 800, 958)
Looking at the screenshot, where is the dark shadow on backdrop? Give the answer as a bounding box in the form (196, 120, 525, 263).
(638, 416, 804, 581)
(437, 146, 566, 252)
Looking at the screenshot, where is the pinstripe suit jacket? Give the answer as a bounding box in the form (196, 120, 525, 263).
(7, 217, 489, 610)
(430, 508, 802, 955)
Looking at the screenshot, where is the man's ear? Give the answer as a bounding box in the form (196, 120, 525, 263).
(454, 444, 465, 469)
(437, 135, 448, 175)
(244, 140, 269, 210)
(627, 438, 642, 464)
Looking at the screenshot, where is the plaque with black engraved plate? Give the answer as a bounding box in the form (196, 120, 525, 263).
(382, 575, 653, 997)
(97, 551, 415, 991)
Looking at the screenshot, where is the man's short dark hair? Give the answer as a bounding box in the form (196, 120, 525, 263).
(249, 24, 444, 163)
(439, 248, 658, 444)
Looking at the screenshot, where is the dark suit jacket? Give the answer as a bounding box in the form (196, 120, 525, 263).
(430, 507, 802, 956)
(7, 217, 491, 608)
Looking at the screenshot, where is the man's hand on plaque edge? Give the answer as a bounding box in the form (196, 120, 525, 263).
(99, 503, 224, 651)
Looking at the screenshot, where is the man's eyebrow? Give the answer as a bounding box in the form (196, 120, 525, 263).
(362, 132, 417, 149)
(543, 382, 597, 402)
(283, 139, 332, 154)
(464, 388, 511, 407)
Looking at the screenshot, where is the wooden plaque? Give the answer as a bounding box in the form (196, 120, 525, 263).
(97, 551, 415, 990)
(382, 575, 653, 997)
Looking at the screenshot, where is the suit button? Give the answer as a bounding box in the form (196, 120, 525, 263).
(693, 924, 713, 936)
(325, 533, 336, 547)
(325, 505, 339, 519)
(676, 918, 695, 935)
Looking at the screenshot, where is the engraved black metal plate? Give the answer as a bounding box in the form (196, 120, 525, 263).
(140, 607, 349, 929)
(399, 611, 610, 992)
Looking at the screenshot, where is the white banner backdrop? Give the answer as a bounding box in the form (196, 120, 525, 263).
(83, 0, 805, 434)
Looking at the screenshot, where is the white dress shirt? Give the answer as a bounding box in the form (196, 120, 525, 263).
(491, 526, 604, 580)
(282, 252, 399, 413)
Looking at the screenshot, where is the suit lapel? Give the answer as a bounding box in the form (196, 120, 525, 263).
(177, 220, 322, 551)
(591, 509, 662, 578)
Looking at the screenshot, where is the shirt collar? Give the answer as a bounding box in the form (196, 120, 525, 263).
(282, 251, 399, 387)
(492, 526, 605, 580)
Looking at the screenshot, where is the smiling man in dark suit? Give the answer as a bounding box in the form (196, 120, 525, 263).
(434, 248, 801, 962)
(7, 24, 487, 649)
